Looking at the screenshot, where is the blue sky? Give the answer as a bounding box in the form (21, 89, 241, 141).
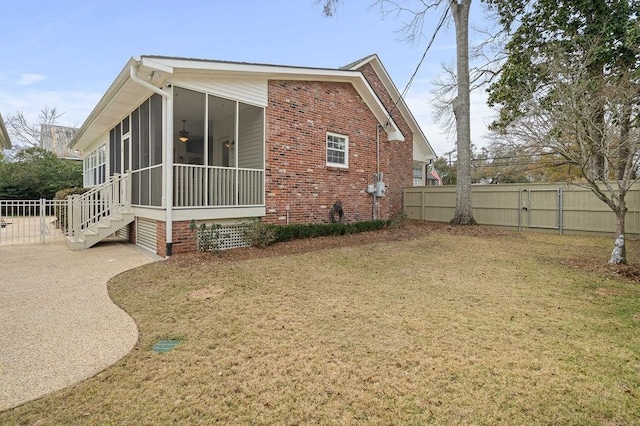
(0, 0, 495, 157)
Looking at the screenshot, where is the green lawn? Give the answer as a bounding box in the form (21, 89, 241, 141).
(3, 227, 640, 424)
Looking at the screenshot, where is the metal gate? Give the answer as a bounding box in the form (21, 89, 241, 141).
(518, 188, 564, 234)
(0, 199, 69, 245)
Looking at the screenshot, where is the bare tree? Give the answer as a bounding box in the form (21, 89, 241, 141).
(493, 47, 639, 263)
(4, 106, 63, 148)
(486, 0, 640, 264)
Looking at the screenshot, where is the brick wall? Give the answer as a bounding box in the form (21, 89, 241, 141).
(157, 221, 166, 257)
(151, 73, 414, 255)
(355, 63, 414, 218)
(157, 220, 198, 256)
(128, 221, 136, 244)
(264, 79, 412, 224)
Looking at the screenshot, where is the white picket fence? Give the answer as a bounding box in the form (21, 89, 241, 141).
(0, 199, 69, 245)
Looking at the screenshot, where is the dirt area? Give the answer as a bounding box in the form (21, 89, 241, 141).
(562, 257, 640, 282)
(166, 220, 510, 266)
(167, 220, 640, 282)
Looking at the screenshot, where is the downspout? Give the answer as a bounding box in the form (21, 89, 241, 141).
(129, 64, 174, 257)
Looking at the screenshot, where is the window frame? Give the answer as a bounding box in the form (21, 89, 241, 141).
(83, 144, 107, 187)
(326, 132, 349, 169)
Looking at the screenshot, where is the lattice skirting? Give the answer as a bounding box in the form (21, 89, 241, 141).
(217, 223, 252, 250)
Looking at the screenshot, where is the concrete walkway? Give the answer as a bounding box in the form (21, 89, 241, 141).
(0, 239, 159, 411)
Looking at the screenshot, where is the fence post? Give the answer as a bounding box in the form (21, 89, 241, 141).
(40, 198, 45, 243)
(70, 195, 81, 240)
(558, 188, 564, 235)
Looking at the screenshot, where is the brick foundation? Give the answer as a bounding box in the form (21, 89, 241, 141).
(128, 220, 136, 244)
(157, 220, 199, 256)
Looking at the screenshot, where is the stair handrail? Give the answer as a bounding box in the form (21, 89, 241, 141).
(68, 173, 130, 238)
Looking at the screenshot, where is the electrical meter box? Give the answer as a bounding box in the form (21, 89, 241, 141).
(367, 184, 375, 194)
(375, 181, 386, 197)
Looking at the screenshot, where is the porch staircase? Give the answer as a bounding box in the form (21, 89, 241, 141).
(66, 173, 134, 250)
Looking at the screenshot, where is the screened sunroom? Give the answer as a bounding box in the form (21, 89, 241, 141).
(101, 87, 265, 210)
(171, 87, 265, 208)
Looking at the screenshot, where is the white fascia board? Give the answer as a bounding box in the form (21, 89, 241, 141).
(350, 77, 404, 142)
(349, 55, 436, 159)
(141, 56, 357, 80)
(139, 57, 175, 74)
(71, 57, 174, 152)
(147, 56, 404, 139)
(71, 55, 407, 151)
(70, 57, 138, 150)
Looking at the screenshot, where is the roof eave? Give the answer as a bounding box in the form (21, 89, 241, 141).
(71, 55, 409, 151)
(69, 57, 140, 150)
(347, 55, 436, 160)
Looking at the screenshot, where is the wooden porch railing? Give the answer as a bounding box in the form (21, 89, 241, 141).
(67, 173, 131, 239)
(173, 165, 264, 207)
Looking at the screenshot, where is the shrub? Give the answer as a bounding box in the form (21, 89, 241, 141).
(53, 187, 90, 231)
(252, 220, 390, 246)
(243, 219, 278, 248)
(189, 220, 228, 253)
(54, 187, 89, 200)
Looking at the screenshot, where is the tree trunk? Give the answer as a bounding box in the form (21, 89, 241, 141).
(609, 201, 627, 264)
(450, 0, 475, 225)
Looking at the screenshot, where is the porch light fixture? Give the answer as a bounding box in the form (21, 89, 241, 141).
(178, 120, 189, 143)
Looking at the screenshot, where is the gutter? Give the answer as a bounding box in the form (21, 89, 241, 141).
(129, 62, 175, 257)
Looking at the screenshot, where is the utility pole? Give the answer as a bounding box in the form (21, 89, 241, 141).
(443, 149, 456, 167)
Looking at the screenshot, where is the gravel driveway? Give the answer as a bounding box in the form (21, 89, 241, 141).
(0, 239, 158, 411)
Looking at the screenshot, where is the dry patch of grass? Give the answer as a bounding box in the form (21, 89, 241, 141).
(3, 225, 640, 424)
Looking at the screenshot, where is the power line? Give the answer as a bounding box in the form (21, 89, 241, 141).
(386, 3, 452, 123)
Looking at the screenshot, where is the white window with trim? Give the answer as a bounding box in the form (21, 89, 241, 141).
(326, 132, 348, 168)
(83, 144, 107, 187)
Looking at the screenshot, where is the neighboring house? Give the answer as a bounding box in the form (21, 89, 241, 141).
(413, 167, 442, 186)
(69, 54, 436, 256)
(0, 113, 11, 151)
(40, 124, 81, 160)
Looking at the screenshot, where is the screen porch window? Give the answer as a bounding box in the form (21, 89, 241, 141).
(83, 144, 106, 187)
(326, 132, 348, 168)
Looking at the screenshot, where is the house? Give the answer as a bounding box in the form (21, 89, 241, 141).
(69, 54, 436, 256)
(0, 113, 11, 151)
(413, 168, 442, 186)
(40, 124, 81, 160)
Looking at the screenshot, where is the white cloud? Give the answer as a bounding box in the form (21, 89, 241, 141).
(15, 73, 47, 86)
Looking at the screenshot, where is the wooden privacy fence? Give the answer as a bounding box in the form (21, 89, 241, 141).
(404, 183, 640, 237)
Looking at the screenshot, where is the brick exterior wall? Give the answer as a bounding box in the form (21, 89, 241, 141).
(157, 220, 198, 256)
(156, 221, 167, 257)
(355, 63, 414, 218)
(153, 71, 414, 256)
(128, 221, 136, 244)
(263, 79, 412, 225)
